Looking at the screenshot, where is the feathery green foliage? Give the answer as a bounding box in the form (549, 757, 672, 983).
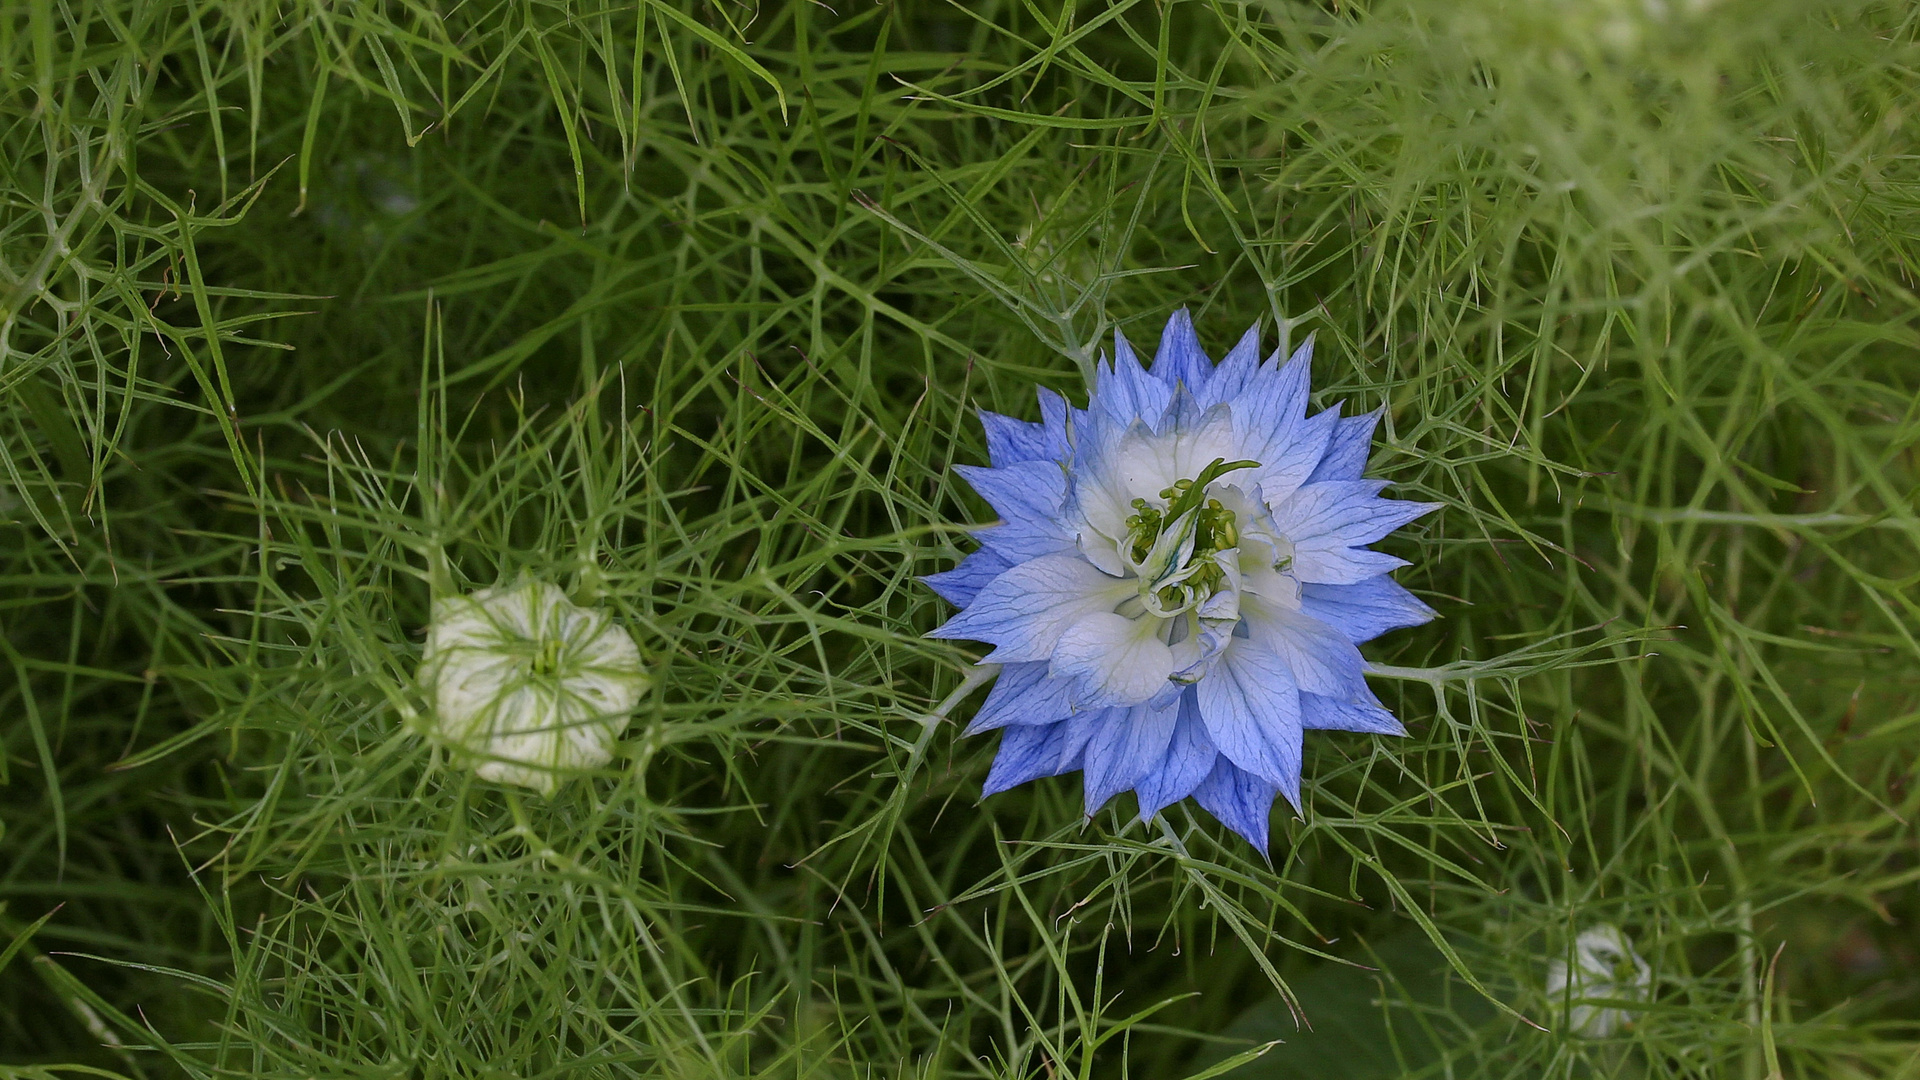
(2, 1, 1917, 1077)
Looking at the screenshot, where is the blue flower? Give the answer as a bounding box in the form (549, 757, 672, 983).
(927, 310, 1439, 851)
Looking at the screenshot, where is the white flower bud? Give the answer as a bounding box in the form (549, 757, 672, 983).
(419, 581, 648, 794)
(1546, 924, 1652, 1038)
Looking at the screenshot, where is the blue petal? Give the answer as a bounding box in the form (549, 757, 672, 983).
(954, 460, 1067, 525)
(1292, 547, 1410, 586)
(1243, 603, 1370, 698)
(1276, 334, 1314, 373)
(1152, 381, 1210, 438)
(963, 461, 1076, 561)
(1300, 691, 1407, 736)
(1095, 328, 1173, 426)
(973, 522, 1079, 563)
(1081, 697, 1181, 815)
(1299, 577, 1437, 645)
(1192, 758, 1280, 851)
(1036, 387, 1075, 451)
(1193, 640, 1304, 808)
(1273, 481, 1439, 586)
(979, 389, 1074, 466)
(983, 718, 1088, 796)
(1229, 345, 1338, 502)
(965, 660, 1077, 735)
(1229, 343, 1311, 445)
(1197, 323, 1261, 408)
(1306, 408, 1381, 485)
(1149, 308, 1213, 393)
(928, 554, 1133, 663)
(1274, 480, 1440, 549)
(980, 410, 1053, 466)
(1067, 409, 1140, 487)
(1256, 408, 1340, 504)
(1134, 691, 1219, 819)
(922, 546, 1013, 607)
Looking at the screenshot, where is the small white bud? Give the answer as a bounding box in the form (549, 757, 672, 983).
(419, 580, 648, 795)
(1546, 923, 1653, 1038)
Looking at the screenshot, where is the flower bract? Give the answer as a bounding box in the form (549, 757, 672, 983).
(1546, 924, 1653, 1037)
(419, 580, 649, 795)
(927, 310, 1439, 850)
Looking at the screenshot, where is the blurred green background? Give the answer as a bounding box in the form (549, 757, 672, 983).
(2, 1, 1917, 1076)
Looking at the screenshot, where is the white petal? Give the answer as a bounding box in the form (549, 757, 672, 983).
(1050, 612, 1175, 708)
(420, 582, 649, 795)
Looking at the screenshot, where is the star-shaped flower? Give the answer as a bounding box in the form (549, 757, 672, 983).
(927, 310, 1439, 849)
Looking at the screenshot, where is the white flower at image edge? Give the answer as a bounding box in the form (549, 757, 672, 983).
(1546, 924, 1653, 1038)
(419, 580, 649, 794)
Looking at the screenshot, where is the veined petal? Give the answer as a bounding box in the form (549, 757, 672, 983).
(1278, 481, 1438, 585)
(929, 554, 1132, 663)
(1082, 697, 1182, 814)
(922, 547, 1013, 607)
(1225, 339, 1311, 461)
(1290, 545, 1412, 586)
(1051, 612, 1176, 708)
(1192, 758, 1281, 851)
(979, 409, 1053, 466)
(959, 460, 1078, 561)
(983, 719, 1083, 796)
(1240, 597, 1370, 698)
(955, 460, 1067, 526)
(973, 525, 1080, 564)
(1300, 691, 1408, 736)
(1272, 480, 1441, 550)
(1196, 323, 1262, 408)
(1306, 408, 1381, 485)
(1194, 638, 1303, 806)
(1134, 692, 1219, 819)
(1299, 577, 1437, 644)
(966, 660, 1077, 734)
(1170, 402, 1239, 485)
(982, 391, 1073, 466)
(1149, 308, 1213, 393)
(1244, 407, 1338, 505)
(1037, 386, 1073, 434)
(1108, 421, 1183, 508)
(1067, 416, 1149, 550)
(1095, 329, 1172, 426)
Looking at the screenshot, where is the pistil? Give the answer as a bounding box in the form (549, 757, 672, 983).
(1121, 457, 1258, 616)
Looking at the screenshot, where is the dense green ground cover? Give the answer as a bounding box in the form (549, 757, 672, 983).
(3, 1, 1918, 1076)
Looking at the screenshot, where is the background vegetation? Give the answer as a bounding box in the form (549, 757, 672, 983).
(2, 0, 1917, 1076)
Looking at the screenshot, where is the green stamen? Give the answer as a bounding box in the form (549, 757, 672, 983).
(530, 637, 563, 677)
(1159, 458, 1259, 526)
(1123, 458, 1256, 602)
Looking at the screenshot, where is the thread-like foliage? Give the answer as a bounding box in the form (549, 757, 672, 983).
(1, 1, 1916, 1077)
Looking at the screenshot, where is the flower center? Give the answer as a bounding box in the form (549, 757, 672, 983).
(1121, 457, 1258, 617)
(529, 637, 564, 677)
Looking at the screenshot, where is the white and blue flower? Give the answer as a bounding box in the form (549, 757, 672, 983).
(927, 310, 1439, 850)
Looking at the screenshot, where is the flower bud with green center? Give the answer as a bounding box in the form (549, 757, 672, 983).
(1546, 924, 1653, 1038)
(419, 580, 649, 795)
